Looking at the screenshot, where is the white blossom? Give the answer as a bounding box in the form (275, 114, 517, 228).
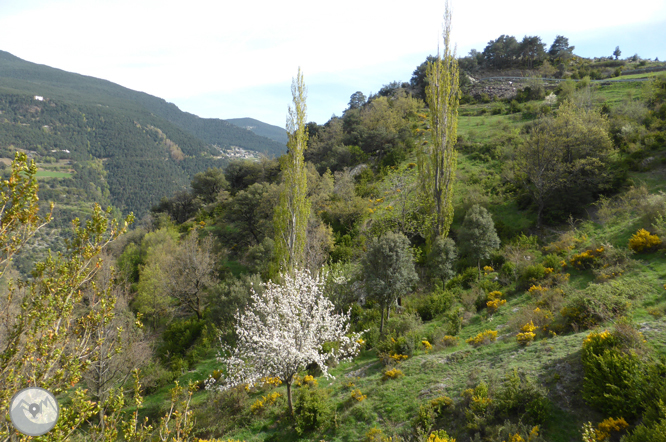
(210, 269, 363, 392)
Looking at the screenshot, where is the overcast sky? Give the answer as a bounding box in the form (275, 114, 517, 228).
(1, 0, 665, 128)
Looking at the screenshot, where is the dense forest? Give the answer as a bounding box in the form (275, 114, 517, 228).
(2, 29, 666, 442)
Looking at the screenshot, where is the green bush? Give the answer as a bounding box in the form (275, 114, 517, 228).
(491, 102, 505, 115)
(414, 287, 454, 321)
(542, 253, 561, 270)
(501, 261, 516, 278)
(495, 369, 550, 425)
(157, 318, 211, 367)
(581, 329, 645, 418)
(560, 285, 630, 329)
(521, 263, 547, 283)
(294, 385, 331, 435)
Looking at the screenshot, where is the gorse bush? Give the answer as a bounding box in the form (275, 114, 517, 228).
(516, 321, 537, 345)
(467, 330, 498, 347)
(581, 328, 646, 418)
(629, 228, 662, 252)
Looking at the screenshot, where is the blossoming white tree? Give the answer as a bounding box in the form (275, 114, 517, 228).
(211, 269, 363, 415)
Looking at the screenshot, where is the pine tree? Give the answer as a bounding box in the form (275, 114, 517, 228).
(273, 68, 311, 275)
(418, 1, 460, 244)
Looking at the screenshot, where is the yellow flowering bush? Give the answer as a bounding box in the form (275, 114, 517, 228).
(422, 340, 433, 352)
(628, 228, 662, 252)
(483, 265, 495, 274)
(516, 321, 537, 346)
(570, 247, 605, 270)
(503, 426, 541, 442)
(581, 417, 629, 441)
(382, 367, 404, 381)
(303, 375, 318, 387)
(486, 291, 506, 314)
(365, 428, 394, 442)
(351, 388, 367, 402)
(466, 330, 498, 347)
(249, 391, 282, 414)
(528, 285, 548, 296)
(427, 431, 456, 442)
(260, 376, 282, 387)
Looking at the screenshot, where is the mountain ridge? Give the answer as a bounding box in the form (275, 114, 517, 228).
(0, 50, 287, 157)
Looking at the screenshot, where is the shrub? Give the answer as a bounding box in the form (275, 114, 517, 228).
(467, 330, 498, 347)
(542, 253, 561, 270)
(581, 329, 645, 418)
(441, 335, 459, 347)
(445, 308, 464, 336)
(294, 385, 331, 434)
(486, 291, 506, 314)
(414, 287, 454, 321)
(250, 392, 282, 414)
(560, 284, 630, 329)
(521, 264, 547, 283)
(382, 367, 404, 381)
(629, 228, 662, 252)
(426, 431, 455, 442)
(491, 102, 506, 115)
(496, 369, 550, 425)
(569, 246, 604, 269)
(516, 321, 537, 346)
(351, 389, 367, 402)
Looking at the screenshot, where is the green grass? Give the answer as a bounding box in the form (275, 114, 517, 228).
(35, 170, 72, 178)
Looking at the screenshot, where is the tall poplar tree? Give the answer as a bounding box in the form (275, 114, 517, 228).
(418, 2, 460, 244)
(273, 68, 311, 275)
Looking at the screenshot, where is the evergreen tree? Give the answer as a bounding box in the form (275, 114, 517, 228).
(428, 235, 457, 284)
(362, 232, 418, 335)
(418, 1, 460, 245)
(273, 68, 311, 276)
(458, 204, 500, 271)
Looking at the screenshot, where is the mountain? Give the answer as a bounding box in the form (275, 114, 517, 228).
(0, 50, 288, 220)
(0, 50, 287, 157)
(225, 117, 289, 145)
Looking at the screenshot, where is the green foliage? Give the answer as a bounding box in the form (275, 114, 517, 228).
(581, 327, 647, 418)
(561, 283, 631, 329)
(495, 369, 550, 424)
(458, 204, 501, 266)
(157, 318, 212, 369)
(521, 263, 547, 283)
(362, 231, 418, 333)
(428, 235, 458, 283)
(418, 5, 459, 242)
(273, 68, 311, 276)
(294, 384, 331, 435)
(413, 286, 454, 321)
(191, 167, 228, 204)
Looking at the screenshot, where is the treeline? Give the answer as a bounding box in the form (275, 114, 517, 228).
(458, 34, 576, 71)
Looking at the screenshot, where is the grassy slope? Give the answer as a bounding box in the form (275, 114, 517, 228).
(144, 79, 666, 442)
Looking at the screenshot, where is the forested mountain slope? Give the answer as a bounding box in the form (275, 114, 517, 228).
(0, 50, 287, 157)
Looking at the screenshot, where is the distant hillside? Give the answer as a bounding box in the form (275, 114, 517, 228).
(226, 117, 288, 145)
(0, 50, 287, 158)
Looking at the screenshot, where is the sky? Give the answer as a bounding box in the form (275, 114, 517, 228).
(1, 0, 665, 128)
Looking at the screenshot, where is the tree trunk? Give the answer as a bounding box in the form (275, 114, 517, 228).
(379, 303, 386, 336)
(286, 375, 294, 416)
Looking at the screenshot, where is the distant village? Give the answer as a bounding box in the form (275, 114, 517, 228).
(217, 145, 259, 160)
